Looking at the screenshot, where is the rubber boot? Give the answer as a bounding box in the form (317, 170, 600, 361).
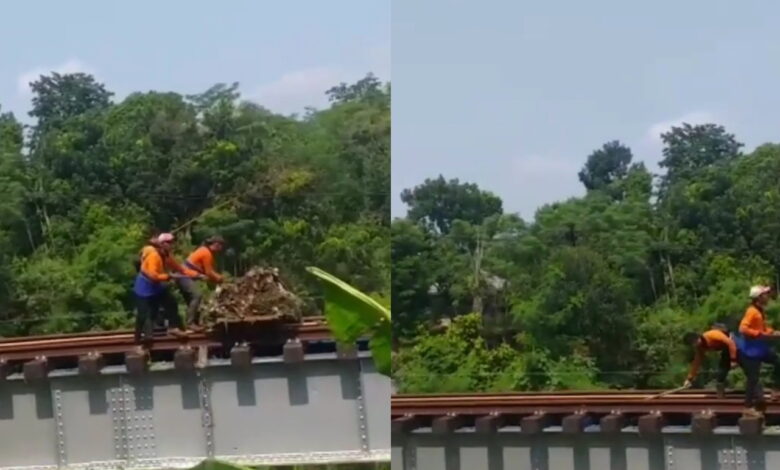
(756, 400, 768, 413)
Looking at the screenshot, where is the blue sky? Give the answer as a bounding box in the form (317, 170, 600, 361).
(392, 0, 780, 219)
(0, 0, 389, 119)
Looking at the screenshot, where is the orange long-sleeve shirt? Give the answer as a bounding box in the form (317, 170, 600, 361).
(185, 246, 223, 283)
(739, 305, 774, 339)
(140, 245, 187, 276)
(165, 255, 188, 276)
(687, 329, 737, 380)
(140, 245, 156, 260)
(140, 249, 170, 283)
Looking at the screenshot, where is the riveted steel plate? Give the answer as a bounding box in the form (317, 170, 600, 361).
(360, 358, 391, 452)
(0, 381, 57, 467)
(52, 375, 119, 464)
(208, 359, 364, 456)
(130, 371, 205, 458)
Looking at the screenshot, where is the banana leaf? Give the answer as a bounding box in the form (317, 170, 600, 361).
(306, 267, 391, 376)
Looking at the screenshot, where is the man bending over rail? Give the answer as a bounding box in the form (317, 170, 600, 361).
(176, 235, 226, 332)
(735, 285, 780, 417)
(682, 324, 737, 398)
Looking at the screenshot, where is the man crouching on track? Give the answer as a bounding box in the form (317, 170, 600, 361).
(133, 233, 187, 344)
(682, 323, 737, 398)
(735, 285, 780, 417)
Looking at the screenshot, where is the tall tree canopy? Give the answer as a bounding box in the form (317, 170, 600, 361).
(394, 123, 780, 393)
(0, 72, 389, 337)
(578, 140, 633, 192)
(28, 72, 113, 144)
(400, 175, 503, 234)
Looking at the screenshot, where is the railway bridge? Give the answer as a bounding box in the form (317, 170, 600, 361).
(0, 319, 390, 469)
(392, 391, 780, 470)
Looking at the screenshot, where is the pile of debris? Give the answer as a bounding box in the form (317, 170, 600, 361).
(202, 267, 304, 324)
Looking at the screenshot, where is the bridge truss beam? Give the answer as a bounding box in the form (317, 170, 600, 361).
(0, 354, 390, 469)
(392, 431, 780, 470)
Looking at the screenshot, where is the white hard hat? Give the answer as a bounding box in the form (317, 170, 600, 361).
(749, 285, 771, 299)
(157, 233, 175, 243)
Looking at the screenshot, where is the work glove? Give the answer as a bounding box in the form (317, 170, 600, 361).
(730, 360, 738, 369)
(683, 379, 693, 389)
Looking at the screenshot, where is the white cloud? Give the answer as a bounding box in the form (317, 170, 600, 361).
(646, 111, 715, 144)
(250, 43, 390, 115)
(251, 66, 356, 115)
(17, 58, 95, 95)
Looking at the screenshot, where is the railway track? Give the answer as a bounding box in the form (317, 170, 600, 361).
(392, 390, 780, 435)
(0, 316, 351, 380)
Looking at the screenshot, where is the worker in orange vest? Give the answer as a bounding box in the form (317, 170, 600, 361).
(133, 233, 186, 343)
(735, 285, 780, 416)
(176, 235, 226, 331)
(682, 324, 737, 398)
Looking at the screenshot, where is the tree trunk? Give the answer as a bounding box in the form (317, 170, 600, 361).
(23, 218, 35, 252)
(647, 265, 658, 302)
(472, 230, 483, 314)
(666, 255, 676, 300)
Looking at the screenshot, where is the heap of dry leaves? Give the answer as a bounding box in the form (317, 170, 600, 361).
(202, 267, 303, 324)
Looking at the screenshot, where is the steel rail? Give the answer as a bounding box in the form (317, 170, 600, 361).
(391, 391, 780, 436)
(0, 318, 333, 362)
(393, 393, 756, 416)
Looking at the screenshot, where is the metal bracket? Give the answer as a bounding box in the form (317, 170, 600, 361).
(120, 376, 157, 460)
(355, 359, 370, 453)
(402, 438, 417, 470)
(52, 387, 67, 466)
(718, 447, 736, 469)
(198, 371, 215, 457)
(109, 384, 127, 460)
(663, 435, 675, 470)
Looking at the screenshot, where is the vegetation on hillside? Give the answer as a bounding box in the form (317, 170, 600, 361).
(0, 72, 389, 337)
(393, 124, 780, 392)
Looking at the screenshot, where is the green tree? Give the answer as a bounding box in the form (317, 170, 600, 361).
(659, 123, 742, 190)
(0, 72, 390, 336)
(391, 220, 435, 340)
(578, 140, 633, 192)
(392, 121, 780, 393)
(28, 72, 113, 143)
(400, 176, 503, 234)
(327, 73, 385, 104)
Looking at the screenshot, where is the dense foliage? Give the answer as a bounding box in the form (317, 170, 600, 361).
(393, 125, 780, 392)
(0, 72, 389, 337)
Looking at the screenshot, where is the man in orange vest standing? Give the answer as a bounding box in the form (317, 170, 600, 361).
(176, 235, 226, 331)
(133, 232, 186, 343)
(736, 285, 780, 416)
